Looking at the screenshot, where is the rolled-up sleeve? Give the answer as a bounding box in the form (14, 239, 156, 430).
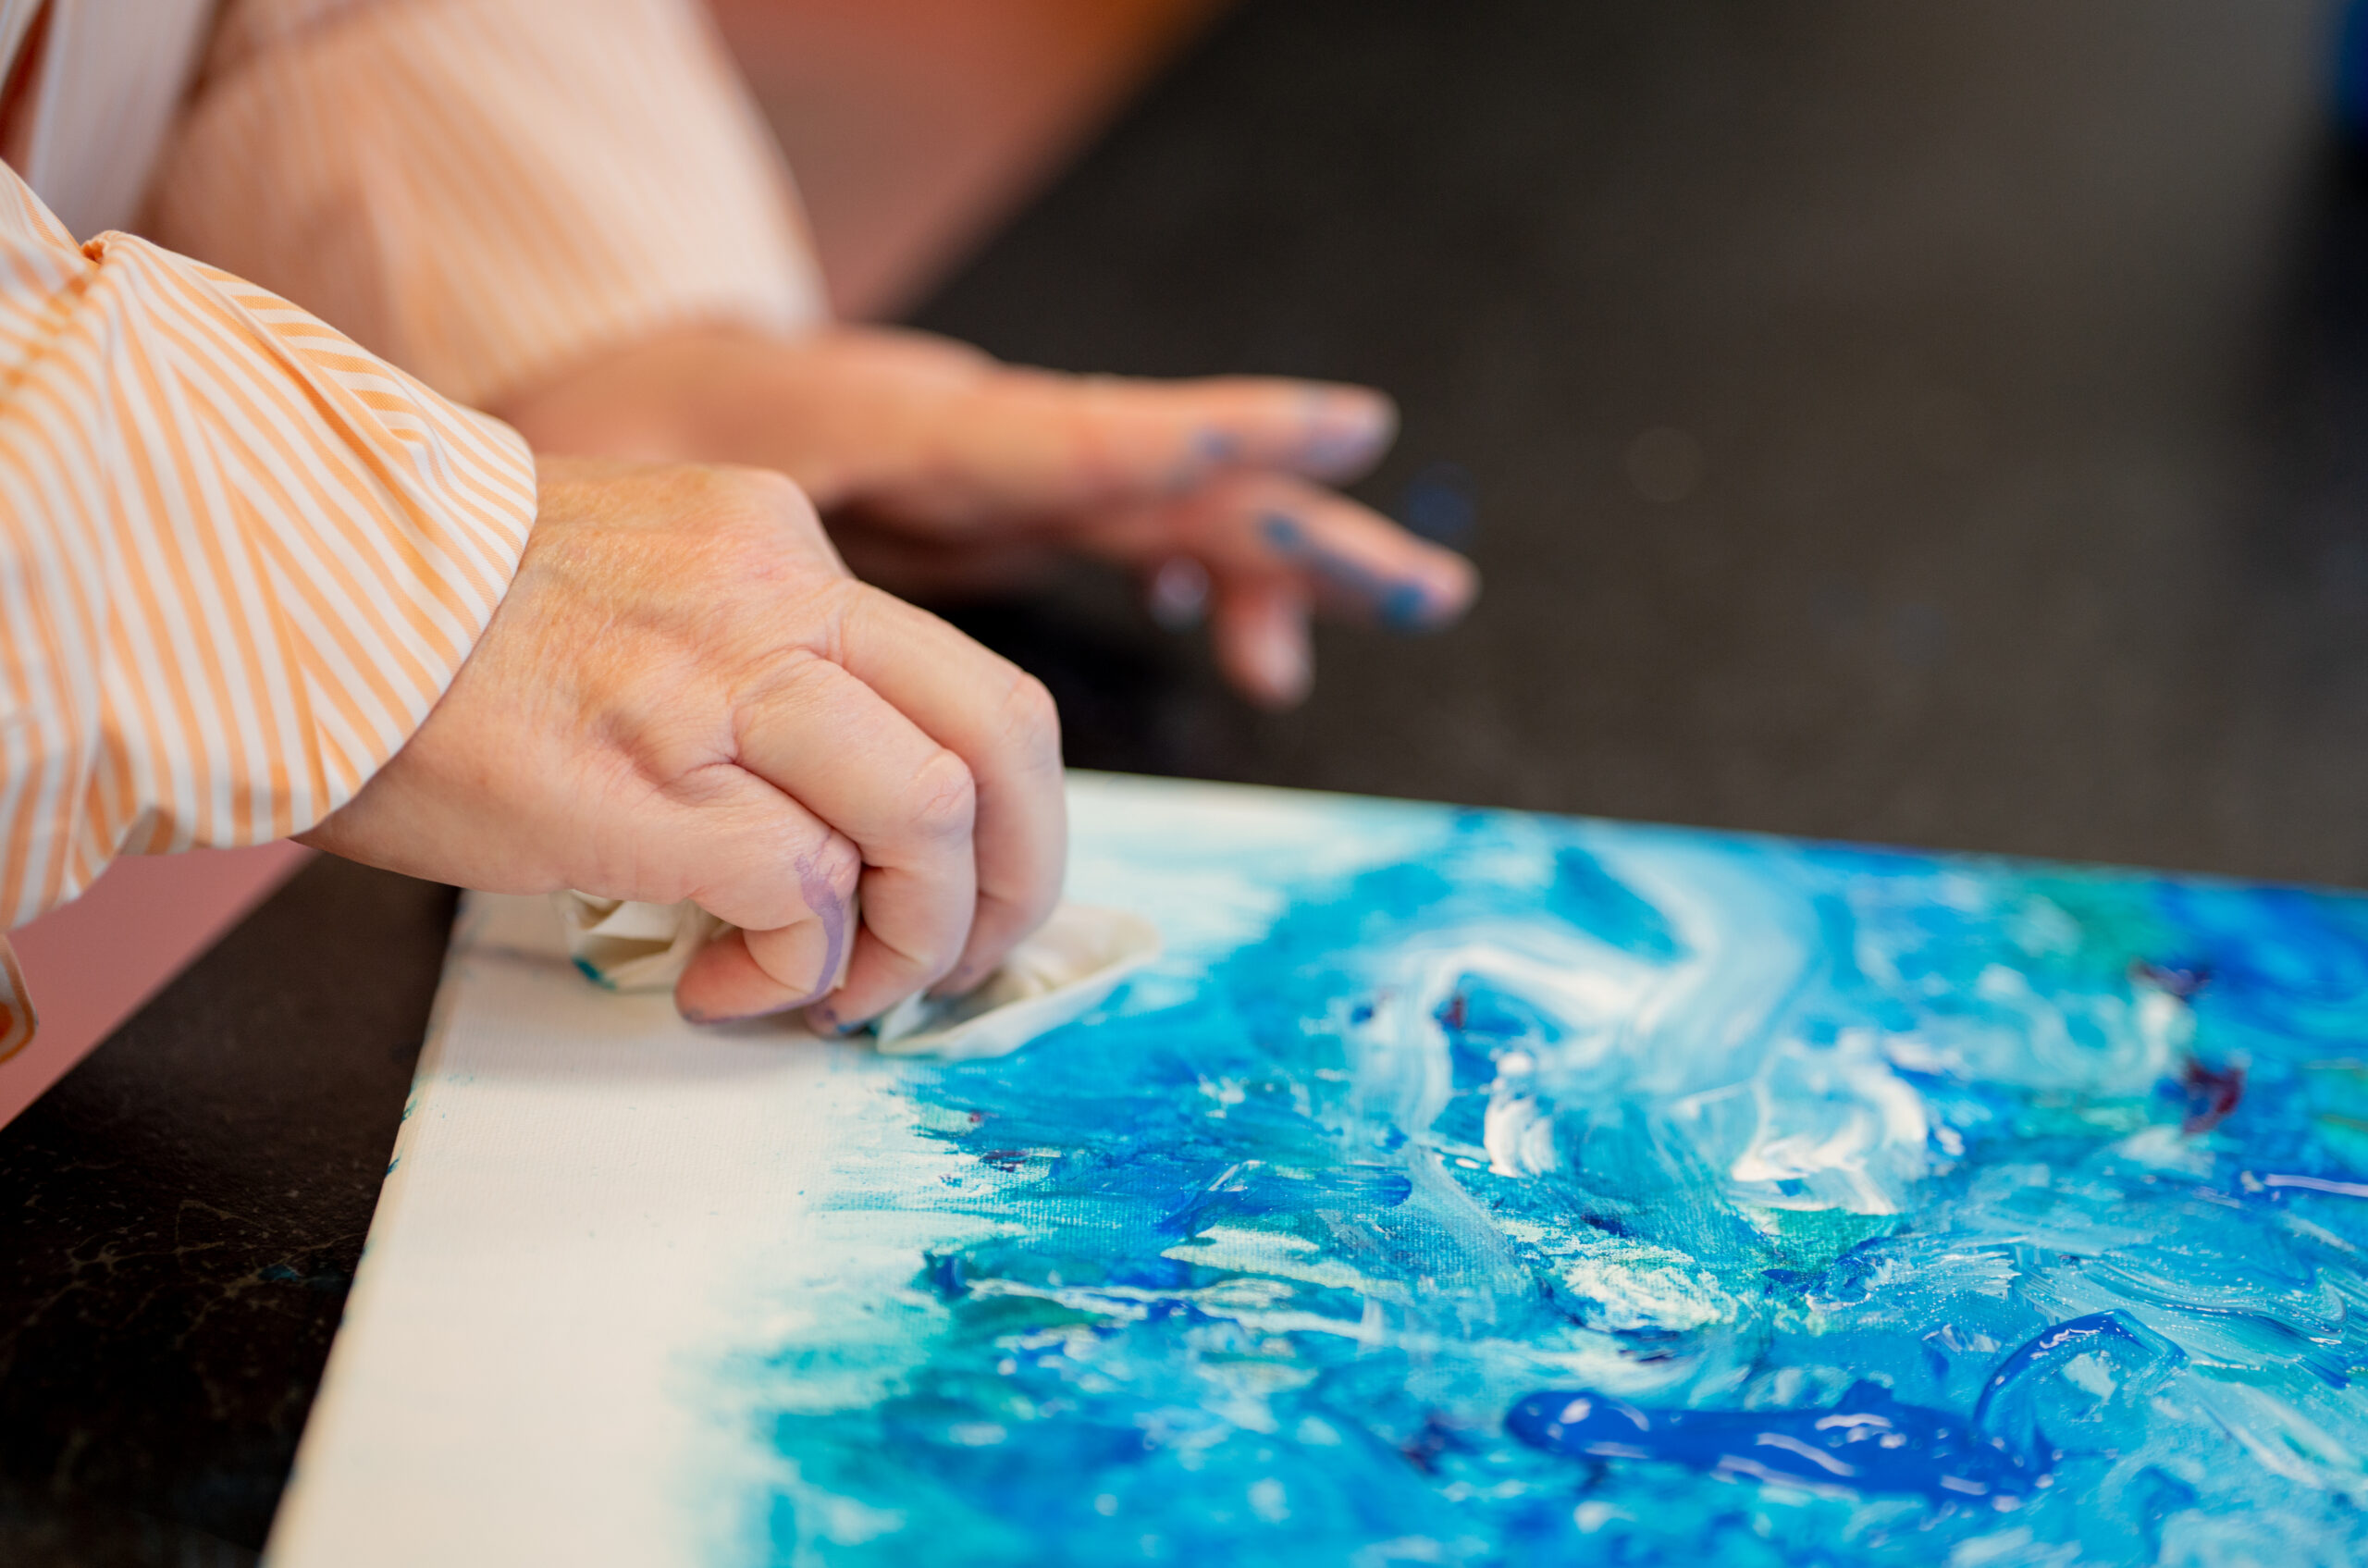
(0, 163, 536, 1057)
(147, 0, 829, 411)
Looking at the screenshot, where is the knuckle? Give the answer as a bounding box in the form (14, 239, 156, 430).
(993, 669, 1062, 766)
(904, 748, 978, 841)
(697, 468, 827, 558)
(806, 832, 863, 904)
(716, 462, 806, 514)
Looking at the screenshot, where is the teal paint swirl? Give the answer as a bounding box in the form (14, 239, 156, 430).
(711, 792, 2368, 1565)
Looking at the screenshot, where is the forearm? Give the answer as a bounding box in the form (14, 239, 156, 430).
(149, 0, 827, 410)
(0, 162, 535, 1049)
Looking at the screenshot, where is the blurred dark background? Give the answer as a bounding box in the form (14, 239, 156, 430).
(10, 0, 2368, 1560)
(928, 0, 2368, 888)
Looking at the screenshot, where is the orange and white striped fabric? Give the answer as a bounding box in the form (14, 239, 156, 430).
(0, 0, 826, 1064)
(153, 0, 825, 409)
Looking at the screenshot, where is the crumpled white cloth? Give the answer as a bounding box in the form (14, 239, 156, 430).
(872, 903, 1159, 1059)
(549, 894, 1160, 1059)
(551, 894, 724, 993)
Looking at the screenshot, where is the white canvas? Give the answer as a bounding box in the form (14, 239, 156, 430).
(269, 771, 2368, 1567)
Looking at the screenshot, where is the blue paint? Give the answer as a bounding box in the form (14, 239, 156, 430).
(2337, 0, 2368, 144)
(1193, 429, 1244, 464)
(1397, 461, 1477, 545)
(700, 786, 2368, 1565)
(1506, 1378, 2043, 1503)
(1261, 512, 1437, 631)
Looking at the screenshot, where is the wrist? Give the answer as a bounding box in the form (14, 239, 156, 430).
(490, 326, 783, 471)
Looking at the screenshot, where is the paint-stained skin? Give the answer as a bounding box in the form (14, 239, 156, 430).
(709, 793, 2368, 1565)
(1262, 512, 1436, 630)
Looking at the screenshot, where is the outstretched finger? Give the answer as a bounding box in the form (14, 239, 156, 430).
(1212, 577, 1315, 709)
(879, 370, 1401, 526)
(1086, 472, 1480, 631)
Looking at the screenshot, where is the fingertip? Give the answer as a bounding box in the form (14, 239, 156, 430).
(802, 998, 867, 1038)
(1325, 383, 1399, 437)
(676, 928, 781, 1023)
(1245, 491, 1473, 636)
(800, 910, 967, 1037)
(1297, 386, 1399, 481)
(1147, 555, 1212, 630)
(1215, 585, 1314, 709)
(1407, 547, 1481, 630)
(674, 920, 836, 1024)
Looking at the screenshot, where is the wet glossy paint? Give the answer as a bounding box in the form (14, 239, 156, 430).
(702, 778, 2368, 1565)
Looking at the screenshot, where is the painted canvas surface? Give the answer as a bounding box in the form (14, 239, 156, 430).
(272, 773, 2368, 1567)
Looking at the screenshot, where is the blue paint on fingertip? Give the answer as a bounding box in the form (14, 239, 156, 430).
(1267, 511, 1439, 633)
(1380, 581, 1432, 631)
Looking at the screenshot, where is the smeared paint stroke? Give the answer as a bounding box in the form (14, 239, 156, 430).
(690, 783, 2368, 1567)
(1505, 1380, 2044, 1503)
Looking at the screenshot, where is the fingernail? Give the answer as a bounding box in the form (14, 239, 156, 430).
(807, 1003, 869, 1038)
(1318, 388, 1392, 433)
(1253, 628, 1312, 707)
(1301, 391, 1395, 473)
(1147, 556, 1211, 630)
(681, 998, 805, 1026)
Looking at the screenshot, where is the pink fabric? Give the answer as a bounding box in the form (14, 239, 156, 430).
(0, 842, 310, 1125)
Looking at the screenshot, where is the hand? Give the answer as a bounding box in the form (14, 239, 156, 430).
(494, 326, 1479, 708)
(300, 457, 1066, 1029)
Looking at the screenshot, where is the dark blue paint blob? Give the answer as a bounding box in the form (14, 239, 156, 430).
(922, 1253, 968, 1301)
(1506, 1379, 2043, 1503)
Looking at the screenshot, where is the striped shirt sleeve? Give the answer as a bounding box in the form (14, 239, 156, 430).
(147, 0, 827, 413)
(0, 161, 537, 1059)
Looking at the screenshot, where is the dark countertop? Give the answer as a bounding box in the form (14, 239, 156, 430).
(6, 0, 2362, 1559)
